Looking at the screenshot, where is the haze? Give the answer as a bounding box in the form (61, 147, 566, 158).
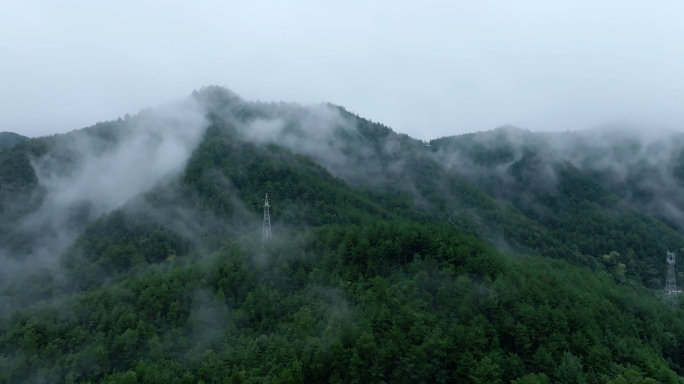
(1, 0, 683, 140)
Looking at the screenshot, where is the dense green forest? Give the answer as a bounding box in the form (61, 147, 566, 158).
(1, 87, 683, 383)
(0, 132, 27, 151)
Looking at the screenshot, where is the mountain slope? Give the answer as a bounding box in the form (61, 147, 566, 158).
(431, 127, 684, 288)
(194, 88, 575, 261)
(1, 87, 684, 383)
(0, 131, 28, 151)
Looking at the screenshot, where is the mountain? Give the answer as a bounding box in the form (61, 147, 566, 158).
(431, 126, 684, 288)
(1, 87, 683, 383)
(0, 131, 28, 151)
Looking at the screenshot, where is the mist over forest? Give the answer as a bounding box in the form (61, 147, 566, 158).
(1, 86, 684, 383)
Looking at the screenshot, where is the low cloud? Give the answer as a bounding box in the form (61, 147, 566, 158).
(0, 97, 208, 309)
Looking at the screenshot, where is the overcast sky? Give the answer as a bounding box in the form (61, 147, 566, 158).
(1, 1, 683, 140)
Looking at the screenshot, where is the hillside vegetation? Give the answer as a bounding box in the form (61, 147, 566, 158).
(0, 132, 28, 151)
(1, 87, 683, 383)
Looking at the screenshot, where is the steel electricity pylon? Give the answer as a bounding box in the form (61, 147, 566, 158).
(262, 194, 272, 243)
(665, 251, 680, 308)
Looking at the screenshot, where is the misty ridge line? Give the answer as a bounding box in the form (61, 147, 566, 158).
(200, 88, 684, 202)
(0, 97, 209, 284)
(0, 88, 358, 277)
(428, 124, 684, 233)
(4, 85, 684, 271)
(7, 90, 684, 217)
(192, 88, 684, 269)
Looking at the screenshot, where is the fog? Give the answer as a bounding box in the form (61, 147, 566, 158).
(33, 101, 206, 217)
(195, 88, 417, 192)
(0, 98, 207, 303)
(2, 1, 684, 140)
(431, 124, 684, 235)
(239, 103, 375, 182)
(7, 85, 684, 282)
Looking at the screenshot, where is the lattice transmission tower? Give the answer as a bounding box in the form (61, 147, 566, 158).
(262, 194, 272, 243)
(665, 251, 681, 308)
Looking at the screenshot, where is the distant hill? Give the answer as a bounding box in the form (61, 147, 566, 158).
(0, 131, 28, 151)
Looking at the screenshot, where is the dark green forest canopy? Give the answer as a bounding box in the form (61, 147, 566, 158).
(0, 131, 28, 151)
(1, 87, 684, 383)
(431, 127, 684, 288)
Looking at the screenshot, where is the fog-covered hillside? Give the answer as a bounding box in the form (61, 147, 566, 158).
(1, 87, 683, 383)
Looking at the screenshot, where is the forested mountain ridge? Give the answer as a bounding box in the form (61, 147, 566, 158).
(430, 125, 684, 228)
(0, 132, 28, 151)
(1, 87, 683, 383)
(431, 127, 684, 288)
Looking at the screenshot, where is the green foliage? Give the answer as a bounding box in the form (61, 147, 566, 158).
(431, 129, 684, 288)
(607, 369, 659, 384)
(0, 131, 28, 151)
(3, 219, 684, 383)
(2, 89, 684, 383)
(0, 138, 49, 255)
(554, 352, 585, 384)
(512, 373, 551, 384)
